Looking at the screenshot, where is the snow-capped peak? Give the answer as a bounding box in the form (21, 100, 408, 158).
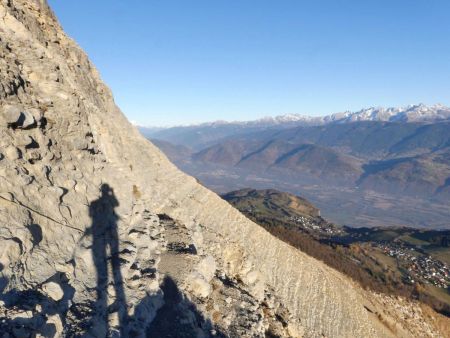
(141, 104, 450, 129)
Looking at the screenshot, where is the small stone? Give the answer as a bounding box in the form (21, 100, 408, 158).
(4, 105, 22, 124)
(108, 311, 120, 328)
(4, 145, 21, 160)
(244, 270, 259, 285)
(188, 273, 211, 298)
(146, 279, 160, 293)
(195, 255, 216, 282)
(10, 310, 34, 320)
(41, 281, 64, 301)
(21, 111, 36, 129)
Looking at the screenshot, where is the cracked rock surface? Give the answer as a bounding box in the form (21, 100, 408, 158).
(0, 1, 445, 337)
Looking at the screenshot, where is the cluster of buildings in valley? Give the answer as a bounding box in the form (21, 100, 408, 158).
(376, 243, 450, 289)
(243, 203, 450, 289)
(288, 215, 344, 235)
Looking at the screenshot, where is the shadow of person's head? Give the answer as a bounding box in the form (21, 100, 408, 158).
(101, 183, 113, 196)
(99, 183, 119, 208)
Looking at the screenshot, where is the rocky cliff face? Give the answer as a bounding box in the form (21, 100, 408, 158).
(0, 1, 444, 337)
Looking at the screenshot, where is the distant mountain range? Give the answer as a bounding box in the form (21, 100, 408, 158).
(140, 104, 450, 150)
(191, 121, 450, 198)
(142, 105, 450, 229)
(271, 103, 450, 125)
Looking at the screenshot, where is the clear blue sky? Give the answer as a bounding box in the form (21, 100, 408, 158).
(49, 0, 450, 126)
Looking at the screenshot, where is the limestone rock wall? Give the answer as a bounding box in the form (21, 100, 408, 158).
(0, 1, 443, 337)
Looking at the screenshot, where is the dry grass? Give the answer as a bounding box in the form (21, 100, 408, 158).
(132, 184, 141, 199)
(212, 311, 221, 322)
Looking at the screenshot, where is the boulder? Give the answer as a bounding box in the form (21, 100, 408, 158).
(3, 105, 36, 129)
(41, 281, 64, 301)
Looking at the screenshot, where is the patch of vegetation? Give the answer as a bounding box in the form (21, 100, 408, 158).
(223, 188, 450, 316)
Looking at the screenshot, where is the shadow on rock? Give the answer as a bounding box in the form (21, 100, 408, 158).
(0, 185, 226, 337)
(146, 276, 227, 338)
(0, 272, 74, 337)
(84, 183, 128, 336)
